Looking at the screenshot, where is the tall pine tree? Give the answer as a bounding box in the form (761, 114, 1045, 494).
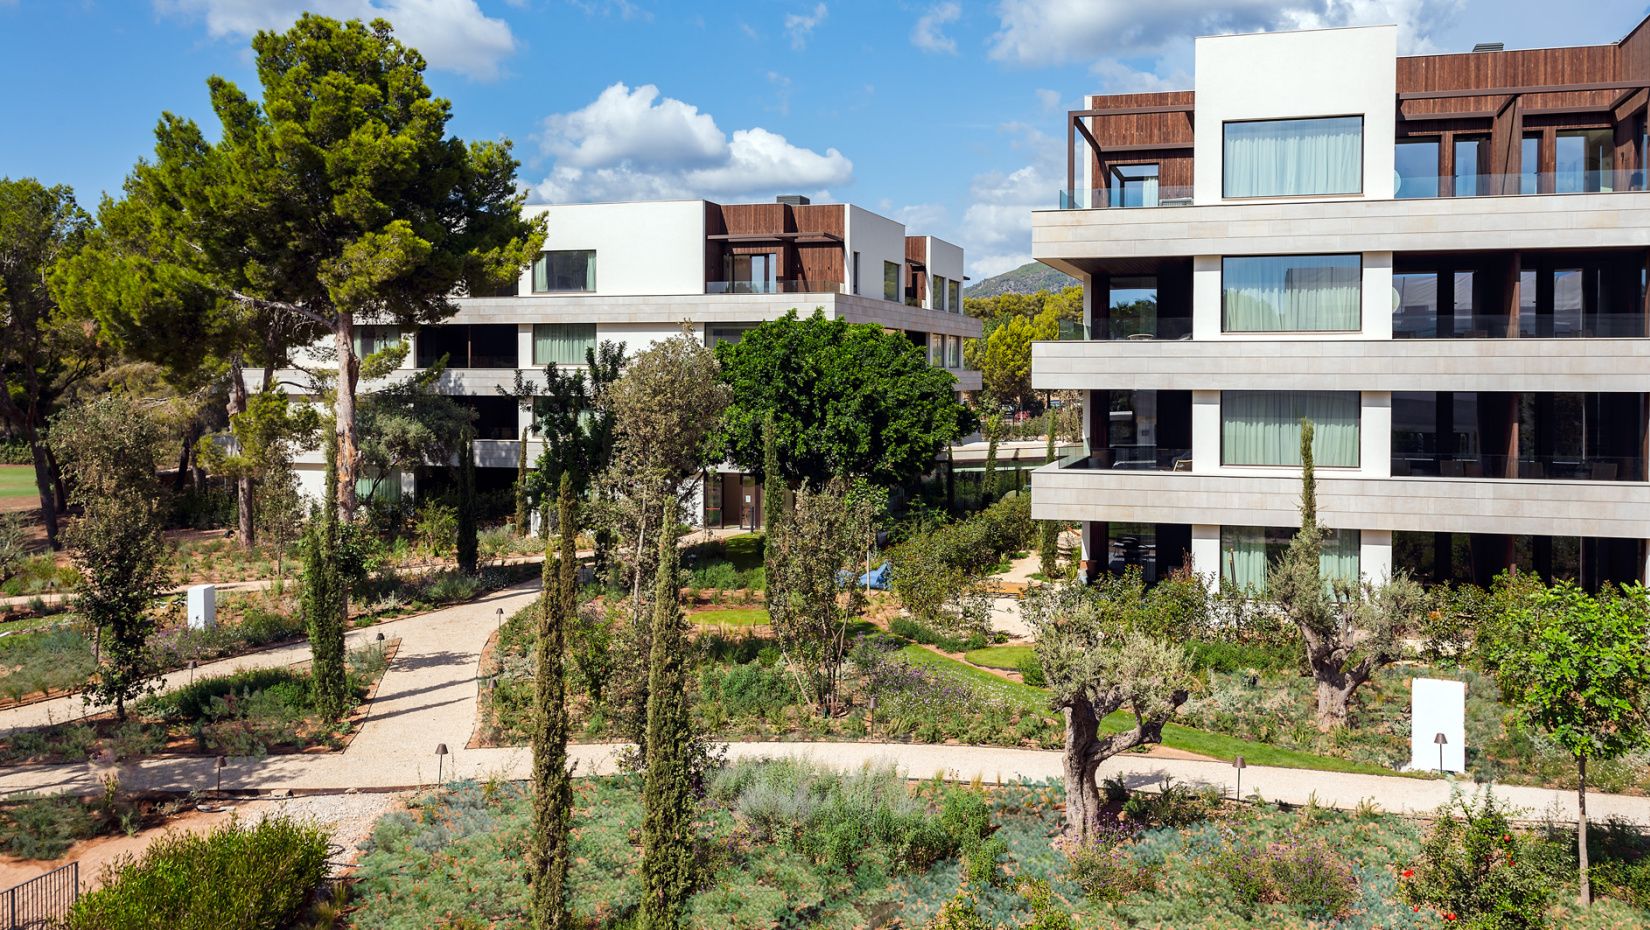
(456, 429, 478, 575)
(639, 500, 694, 929)
(530, 473, 576, 930)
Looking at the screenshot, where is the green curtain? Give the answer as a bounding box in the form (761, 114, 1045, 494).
(533, 323, 596, 366)
(1222, 255, 1361, 332)
(1220, 526, 1269, 591)
(352, 326, 400, 358)
(1221, 391, 1359, 467)
(1223, 116, 1363, 198)
(357, 471, 401, 503)
(1320, 528, 1362, 586)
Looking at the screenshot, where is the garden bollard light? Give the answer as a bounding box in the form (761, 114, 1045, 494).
(1434, 732, 1448, 775)
(188, 660, 197, 686)
(215, 755, 226, 796)
(436, 743, 449, 785)
(496, 607, 504, 631)
(1232, 755, 1246, 800)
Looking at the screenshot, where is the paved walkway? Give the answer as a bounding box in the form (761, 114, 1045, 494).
(2, 578, 1644, 826)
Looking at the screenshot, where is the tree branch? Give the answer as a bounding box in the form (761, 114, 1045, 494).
(229, 291, 332, 329)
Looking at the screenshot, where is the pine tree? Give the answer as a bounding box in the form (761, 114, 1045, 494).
(530, 473, 577, 930)
(457, 429, 478, 575)
(1039, 412, 1060, 577)
(302, 434, 348, 722)
(639, 499, 694, 929)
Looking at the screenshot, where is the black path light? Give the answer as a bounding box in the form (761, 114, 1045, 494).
(435, 743, 450, 786)
(214, 755, 227, 797)
(1434, 732, 1448, 775)
(1232, 755, 1247, 800)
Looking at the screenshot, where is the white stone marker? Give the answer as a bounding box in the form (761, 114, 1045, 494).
(1409, 677, 1466, 773)
(187, 584, 216, 631)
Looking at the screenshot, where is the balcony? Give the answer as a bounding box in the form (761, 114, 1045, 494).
(1394, 312, 1649, 340)
(705, 279, 842, 295)
(1395, 171, 1647, 201)
(1390, 453, 1645, 482)
(1061, 447, 1193, 472)
(1058, 186, 1194, 210)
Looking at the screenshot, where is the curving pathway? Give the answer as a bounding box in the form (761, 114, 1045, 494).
(1, 577, 1645, 827)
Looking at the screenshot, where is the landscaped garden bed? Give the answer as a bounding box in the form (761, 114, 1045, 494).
(0, 785, 192, 861)
(0, 640, 394, 765)
(342, 762, 1650, 929)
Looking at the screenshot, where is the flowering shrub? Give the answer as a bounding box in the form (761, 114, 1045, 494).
(1068, 834, 1162, 902)
(1203, 833, 1359, 920)
(1399, 790, 1558, 930)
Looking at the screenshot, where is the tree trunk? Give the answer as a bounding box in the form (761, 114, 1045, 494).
(25, 427, 59, 550)
(1578, 755, 1591, 905)
(1313, 677, 1351, 731)
(173, 428, 193, 493)
(228, 358, 255, 550)
(333, 316, 359, 523)
(47, 445, 67, 513)
(1062, 701, 1103, 843)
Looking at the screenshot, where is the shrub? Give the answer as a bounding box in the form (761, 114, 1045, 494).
(890, 616, 987, 654)
(413, 500, 458, 556)
(67, 816, 328, 930)
(962, 834, 1009, 888)
(699, 661, 798, 720)
(1204, 834, 1358, 920)
(1121, 778, 1219, 828)
(890, 495, 1031, 624)
(1015, 653, 1046, 687)
(923, 892, 991, 930)
(0, 793, 99, 859)
(140, 667, 308, 722)
(1399, 790, 1558, 930)
(1016, 878, 1077, 930)
(1187, 638, 1298, 675)
(1069, 840, 1160, 902)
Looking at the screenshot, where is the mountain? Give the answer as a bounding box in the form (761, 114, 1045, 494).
(964, 261, 1078, 298)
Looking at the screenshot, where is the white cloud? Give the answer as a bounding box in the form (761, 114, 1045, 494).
(989, 0, 1462, 66)
(912, 2, 961, 54)
(785, 2, 827, 49)
(532, 82, 853, 203)
(1089, 58, 1190, 93)
(156, 0, 517, 80)
(1034, 87, 1062, 111)
(959, 122, 1064, 277)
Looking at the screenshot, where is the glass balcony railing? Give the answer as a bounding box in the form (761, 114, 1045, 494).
(1394, 312, 1648, 339)
(705, 279, 843, 295)
(1060, 446, 1193, 472)
(1390, 453, 1645, 482)
(1395, 170, 1647, 200)
(1058, 186, 1195, 209)
(1100, 317, 1194, 341)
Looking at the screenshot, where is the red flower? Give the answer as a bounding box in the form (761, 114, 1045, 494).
(1402, 869, 1414, 878)
(1445, 913, 1457, 921)
(1413, 905, 1422, 912)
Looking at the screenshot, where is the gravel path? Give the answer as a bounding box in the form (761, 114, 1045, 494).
(2, 573, 1644, 833)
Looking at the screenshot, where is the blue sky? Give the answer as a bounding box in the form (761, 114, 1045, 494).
(2, 1, 1647, 278)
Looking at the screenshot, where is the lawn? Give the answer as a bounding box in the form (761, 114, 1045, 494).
(0, 465, 38, 502)
(964, 644, 1035, 670)
(689, 607, 769, 627)
(901, 644, 1404, 777)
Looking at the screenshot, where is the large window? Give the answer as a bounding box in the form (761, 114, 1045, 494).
(532, 250, 596, 293)
(1556, 129, 1613, 193)
(1453, 136, 1488, 197)
(1221, 391, 1360, 467)
(532, 323, 596, 366)
(416, 324, 518, 369)
(1222, 255, 1361, 332)
(883, 261, 899, 301)
(1223, 116, 1363, 198)
(934, 275, 948, 310)
(1220, 525, 1360, 592)
(1111, 164, 1160, 207)
(949, 280, 961, 313)
(1394, 138, 1440, 199)
(945, 335, 961, 368)
(352, 325, 402, 359)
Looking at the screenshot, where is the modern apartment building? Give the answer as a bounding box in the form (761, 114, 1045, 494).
(290, 197, 978, 528)
(1030, 17, 1650, 592)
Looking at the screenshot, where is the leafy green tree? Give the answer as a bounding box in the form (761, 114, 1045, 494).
(66, 15, 544, 522)
(1479, 575, 1650, 905)
(639, 500, 694, 930)
(530, 473, 577, 930)
(765, 480, 876, 715)
(50, 395, 170, 720)
(1022, 572, 1203, 843)
(980, 408, 1002, 505)
(961, 286, 1082, 325)
(1268, 420, 1431, 730)
(0, 178, 96, 549)
(195, 390, 321, 554)
(962, 308, 1060, 411)
(354, 361, 474, 504)
(456, 429, 478, 575)
(761, 410, 789, 536)
(715, 310, 969, 488)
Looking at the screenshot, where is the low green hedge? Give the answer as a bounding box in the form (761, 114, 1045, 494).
(66, 816, 328, 930)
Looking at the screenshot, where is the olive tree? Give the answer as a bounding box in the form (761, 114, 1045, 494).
(1023, 571, 1202, 843)
(765, 479, 876, 715)
(1268, 420, 1431, 730)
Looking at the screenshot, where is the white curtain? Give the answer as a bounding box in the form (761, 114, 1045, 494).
(1224, 116, 1362, 198)
(1222, 391, 1360, 467)
(533, 323, 595, 366)
(1223, 255, 1361, 332)
(1222, 525, 1361, 593)
(1221, 526, 1269, 591)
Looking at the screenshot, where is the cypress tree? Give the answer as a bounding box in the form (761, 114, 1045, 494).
(302, 433, 348, 722)
(457, 429, 478, 575)
(1299, 418, 1316, 528)
(530, 473, 577, 930)
(639, 499, 694, 930)
(982, 432, 1000, 506)
(761, 411, 788, 539)
(515, 425, 532, 537)
(1039, 411, 1060, 577)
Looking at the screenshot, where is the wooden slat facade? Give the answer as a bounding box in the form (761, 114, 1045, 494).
(702, 202, 845, 289)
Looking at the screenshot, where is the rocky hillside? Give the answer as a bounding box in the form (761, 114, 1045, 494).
(963, 261, 1078, 298)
